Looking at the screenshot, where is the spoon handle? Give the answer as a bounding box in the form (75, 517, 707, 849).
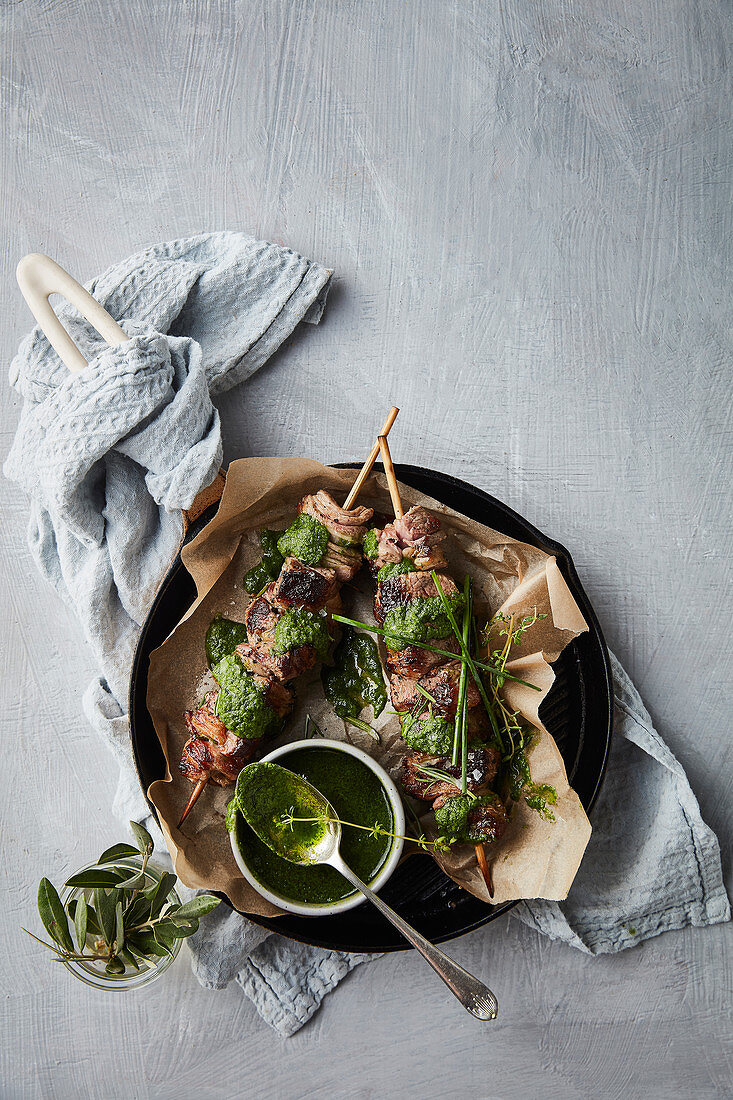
(330, 856, 498, 1021)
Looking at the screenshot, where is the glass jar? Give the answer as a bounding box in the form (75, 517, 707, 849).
(60, 857, 182, 991)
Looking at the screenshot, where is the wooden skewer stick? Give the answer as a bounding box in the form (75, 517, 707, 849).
(178, 778, 208, 826)
(377, 433, 404, 518)
(475, 843, 493, 897)
(178, 407, 400, 829)
(343, 406, 399, 509)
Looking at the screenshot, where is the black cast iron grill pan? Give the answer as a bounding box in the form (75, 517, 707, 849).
(129, 464, 612, 953)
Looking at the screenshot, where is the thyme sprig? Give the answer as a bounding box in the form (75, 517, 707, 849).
(277, 809, 452, 854)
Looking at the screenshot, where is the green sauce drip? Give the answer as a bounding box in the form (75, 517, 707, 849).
(376, 559, 416, 582)
(507, 743, 558, 821)
(399, 709, 452, 754)
(235, 763, 329, 864)
(225, 798, 239, 833)
(322, 627, 387, 725)
(243, 529, 284, 593)
(277, 514, 329, 567)
(383, 591, 464, 649)
(272, 608, 332, 660)
(362, 528, 380, 560)
(231, 746, 394, 905)
(205, 616, 248, 668)
(211, 653, 280, 740)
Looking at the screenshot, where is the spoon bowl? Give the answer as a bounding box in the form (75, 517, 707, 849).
(230, 739, 405, 916)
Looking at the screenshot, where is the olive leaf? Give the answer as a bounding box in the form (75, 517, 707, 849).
(65, 869, 126, 889)
(127, 931, 169, 958)
(105, 956, 125, 976)
(94, 887, 117, 949)
(119, 946, 140, 972)
(124, 895, 153, 927)
(37, 879, 74, 954)
(171, 894, 220, 921)
(145, 873, 178, 919)
(97, 843, 139, 864)
(74, 894, 88, 952)
(115, 871, 147, 890)
(129, 821, 154, 857)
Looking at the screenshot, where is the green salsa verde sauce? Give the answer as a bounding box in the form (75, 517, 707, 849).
(243, 529, 284, 593)
(205, 615, 248, 668)
(362, 528, 380, 560)
(212, 653, 281, 740)
(376, 559, 415, 582)
(321, 627, 387, 725)
(383, 591, 464, 650)
(272, 607, 332, 660)
(277, 514, 329, 567)
(230, 746, 394, 905)
(235, 763, 330, 864)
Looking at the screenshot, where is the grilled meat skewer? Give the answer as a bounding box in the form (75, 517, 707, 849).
(366, 501, 509, 863)
(178, 490, 374, 825)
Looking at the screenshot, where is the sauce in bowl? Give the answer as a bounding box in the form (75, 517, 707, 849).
(230, 744, 396, 907)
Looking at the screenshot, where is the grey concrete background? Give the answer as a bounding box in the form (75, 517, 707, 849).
(1, 1, 731, 1097)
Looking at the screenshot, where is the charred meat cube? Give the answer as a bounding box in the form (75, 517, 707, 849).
(374, 569, 457, 623)
(393, 506, 442, 544)
(244, 592, 281, 647)
(371, 525, 403, 573)
(299, 490, 373, 546)
(385, 635, 459, 679)
(181, 690, 266, 785)
(235, 639, 317, 685)
(179, 731, 264, 786)
(433, 791, 508, 845)
(400, 746, 500, 801)
(370, 507, 447, 572)
(321, 542, 363, 583)
(270, 557, 337, 611)
(389, 660, 480, 717)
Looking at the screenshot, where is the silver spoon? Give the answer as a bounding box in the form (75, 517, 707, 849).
(239, 763, 498, 1021)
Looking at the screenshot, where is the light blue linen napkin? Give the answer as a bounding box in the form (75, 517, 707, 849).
(4, 233, 728, 1037)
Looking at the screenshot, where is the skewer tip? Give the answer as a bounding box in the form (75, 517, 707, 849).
(178, 778, 208, 827)
(475, 843, 493, 898)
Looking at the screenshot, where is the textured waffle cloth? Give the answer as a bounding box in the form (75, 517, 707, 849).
(4, 233, 728, 1037)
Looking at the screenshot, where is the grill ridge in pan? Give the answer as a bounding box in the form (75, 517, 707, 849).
(129, 464, 613, 952)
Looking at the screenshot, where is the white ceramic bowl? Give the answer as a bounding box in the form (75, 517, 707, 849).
(230, 738, 405, 916)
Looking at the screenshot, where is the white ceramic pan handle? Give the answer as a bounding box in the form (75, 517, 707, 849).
(16, 252, 129, 372)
